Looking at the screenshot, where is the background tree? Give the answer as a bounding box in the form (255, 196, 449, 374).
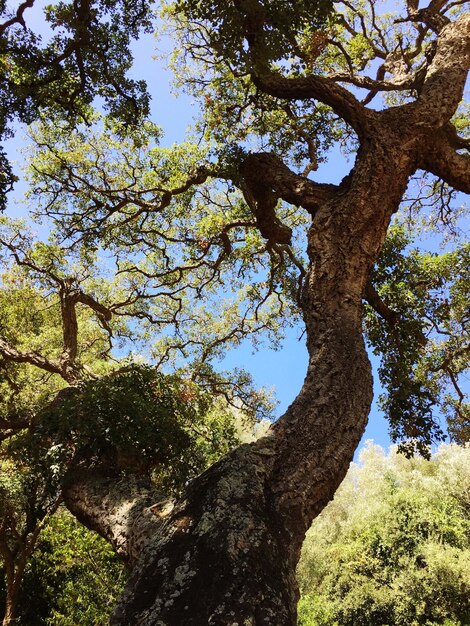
(0, 448, 62, 626)
(298, 443, 470, 626)
(10, 510, 125, 626)
(0, 0, 468, 623)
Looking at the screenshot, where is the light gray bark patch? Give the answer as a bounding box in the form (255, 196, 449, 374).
(111, 446, 297, 625)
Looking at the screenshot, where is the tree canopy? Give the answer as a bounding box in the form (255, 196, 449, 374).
(0, 0, 468, 623)
(0, 0, 156, 209)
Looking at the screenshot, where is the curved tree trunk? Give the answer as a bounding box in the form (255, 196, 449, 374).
(0, 6, 466, 626)
(104, 137, 412, 625)
(59, 12, 469, 624)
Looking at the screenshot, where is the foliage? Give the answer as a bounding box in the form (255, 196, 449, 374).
(162, 2, 341, 168)
(2, 509, 124, 626)
(297, 443, 470, 626)
(0, 218, 115, 418)
(17, 0, 467, 454)
(0, 0, 155, 210)
(30, 365, 241, 491)
(170, 0, 333, 70)
(0, 439, 62, 625)
(0, 364, 246, 623)
(0, 445, 60, 546)
(23, 108, 470, 452)
(24, 116, 304, 389)
(364, 227, 469, 456)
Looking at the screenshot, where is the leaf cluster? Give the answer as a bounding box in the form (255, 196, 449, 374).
(29, 365, 240, 492)
(0, 0, 154, 209)
(0, 509, 124, 625)
(171, 0, 333, 70)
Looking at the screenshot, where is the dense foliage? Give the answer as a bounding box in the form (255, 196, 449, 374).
(364, 228, 469, 456)
(298, 443, 470, 626)
(0, 510, 124, 626)
(4, 443, 469, 625)
(32, 365, 241, 491)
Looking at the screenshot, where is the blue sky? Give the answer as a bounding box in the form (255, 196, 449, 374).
(4, 7, 401, 452)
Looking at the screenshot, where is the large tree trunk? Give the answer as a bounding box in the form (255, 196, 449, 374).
(108, 141, 412, 625)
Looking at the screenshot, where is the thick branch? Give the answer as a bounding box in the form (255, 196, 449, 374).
(330, 72, 417, 94)
(59, 285, 79, 366)
(252, 72, 369, 136)
(0, 233, 114, 381)
(63, 472, 172, 567)
(0, 0, 35, 34)
(406, 0, 450, 34)
(421, 130, 470, 193)
(232, 0, 369, 133)
(239, 152, 339, 243)
(76, 291, 112, 321)
(442, 123, 470, 151)
(59, 286, 113, 369)
(0, 415, 30, 432)
(364, 281, 399, 326)
(0, 337, 69, 380)
(412, 12, 470, 125)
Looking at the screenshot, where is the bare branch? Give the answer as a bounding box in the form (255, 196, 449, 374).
(0, 0, 35, 35)
(0, 337, 70, 381)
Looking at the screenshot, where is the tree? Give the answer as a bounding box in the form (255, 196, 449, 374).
(0, 0, 469, 623)
(297, 443, 470, 626)
(0, 448, 62, 626)
(13, 510, 125, 626)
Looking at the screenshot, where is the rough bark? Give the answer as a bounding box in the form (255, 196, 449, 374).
(63, 472, 171, 567)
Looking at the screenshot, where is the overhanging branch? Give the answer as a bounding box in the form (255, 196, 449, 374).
(231, 0, 369, 134)
(252, 72, 369, 137)
(364, 282, 399, 326)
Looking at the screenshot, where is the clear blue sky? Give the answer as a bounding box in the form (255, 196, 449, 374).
(5, 9, 394, 452)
